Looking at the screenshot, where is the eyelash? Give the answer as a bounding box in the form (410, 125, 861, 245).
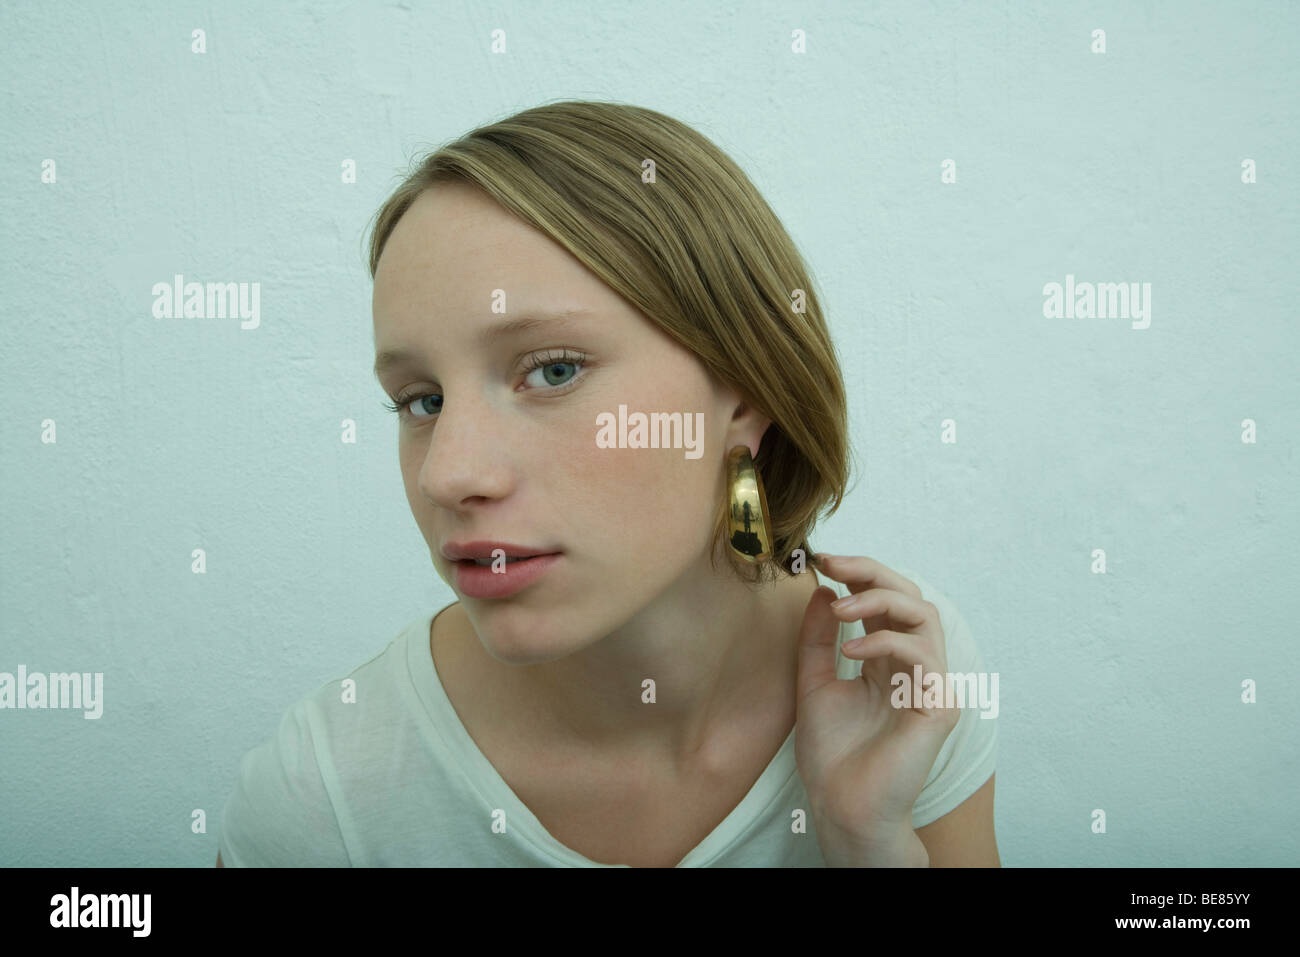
(382, 348, 589, 420)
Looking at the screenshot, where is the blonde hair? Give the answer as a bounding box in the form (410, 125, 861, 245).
(366, 100, 852, 586)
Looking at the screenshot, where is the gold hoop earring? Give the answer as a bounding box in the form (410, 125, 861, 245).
(726, 444, 773, 563)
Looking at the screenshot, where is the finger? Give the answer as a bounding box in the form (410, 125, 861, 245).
(832, 588, 946, 673)
(830, 587, 936, 633)
(795, 586, 843, 703)
(841, 629, 942, 676)
(843, 632, 956, 719)
(813, 554, 922, 600)
(846, 633, 895, 691)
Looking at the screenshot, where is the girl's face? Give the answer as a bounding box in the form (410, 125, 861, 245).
(372, 183, 765, 663)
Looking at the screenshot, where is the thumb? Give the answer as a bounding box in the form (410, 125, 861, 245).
(795, 586, 842, 703)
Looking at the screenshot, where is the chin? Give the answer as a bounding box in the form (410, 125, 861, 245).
(481, 640, 574, 668)
(469, 613, 578, 666)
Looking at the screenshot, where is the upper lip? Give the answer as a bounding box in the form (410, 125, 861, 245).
(440, 541, 559, 562)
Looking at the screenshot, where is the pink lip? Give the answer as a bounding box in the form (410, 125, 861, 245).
(452, 553, 562, 599)
(441, 540, 557, 562)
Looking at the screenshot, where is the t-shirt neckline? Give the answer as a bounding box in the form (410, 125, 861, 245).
(402, 587, 845, 866)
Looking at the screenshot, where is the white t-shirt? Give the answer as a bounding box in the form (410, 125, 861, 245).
(219, 567, 997, 866)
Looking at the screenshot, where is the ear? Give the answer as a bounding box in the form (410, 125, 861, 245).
(727, 400, 772, 460)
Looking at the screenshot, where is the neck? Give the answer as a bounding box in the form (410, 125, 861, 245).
(506, 551, 823, 772)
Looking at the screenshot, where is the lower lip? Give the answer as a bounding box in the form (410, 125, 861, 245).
(453, 553, 562, 599)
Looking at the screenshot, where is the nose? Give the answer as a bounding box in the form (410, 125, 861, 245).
(416, 387, 515, 508)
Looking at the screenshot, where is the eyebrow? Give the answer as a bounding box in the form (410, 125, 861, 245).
(373, 310, 593, 379)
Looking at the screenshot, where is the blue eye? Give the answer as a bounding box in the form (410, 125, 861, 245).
(396, 393, 443, 418)
(381, 392, 439, 420)
(382, 348, 588, 422)
(525, 359, 579, 388)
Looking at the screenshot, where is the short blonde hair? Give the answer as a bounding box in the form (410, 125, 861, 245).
(366, 100, 851, 586)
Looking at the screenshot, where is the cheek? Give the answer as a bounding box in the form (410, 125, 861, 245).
(397, 439, 440, 544)
(397, 441, 423, 506)
(553, 409, 722, 558)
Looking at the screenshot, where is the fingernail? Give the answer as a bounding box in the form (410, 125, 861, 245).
(830, 595, 855, 609)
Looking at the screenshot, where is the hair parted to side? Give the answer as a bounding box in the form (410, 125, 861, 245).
(366, 99, 853, 588)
